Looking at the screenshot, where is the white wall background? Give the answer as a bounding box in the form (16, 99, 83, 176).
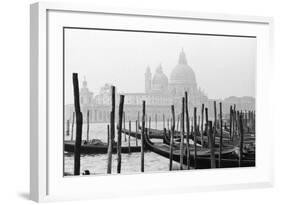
(0, 0, 280, 204)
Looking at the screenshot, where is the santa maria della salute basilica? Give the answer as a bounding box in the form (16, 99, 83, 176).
(144, 49, 207, 102)
(65, 49, 255, 123)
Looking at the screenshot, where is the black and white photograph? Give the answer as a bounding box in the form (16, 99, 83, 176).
(1, 0, 280, 204)
(2, 0, 280, 203)
(63, 28, 256, 176)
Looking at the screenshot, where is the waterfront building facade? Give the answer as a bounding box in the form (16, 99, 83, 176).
(65, 50, 255, 123)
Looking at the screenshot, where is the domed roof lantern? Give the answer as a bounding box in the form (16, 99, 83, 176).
(152, 64, 168, 89)
(178, 48, 187, 65)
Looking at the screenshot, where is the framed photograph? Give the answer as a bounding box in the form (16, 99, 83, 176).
(30, 2, 274, 202)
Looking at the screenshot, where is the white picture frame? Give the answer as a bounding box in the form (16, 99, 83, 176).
(30, 2, 274, 202)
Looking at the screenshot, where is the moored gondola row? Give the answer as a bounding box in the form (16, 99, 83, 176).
(65, 73, 255, 175)
(121, 91, 255, 170)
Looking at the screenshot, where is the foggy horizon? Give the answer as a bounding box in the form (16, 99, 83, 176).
(64, 28, 256, 105)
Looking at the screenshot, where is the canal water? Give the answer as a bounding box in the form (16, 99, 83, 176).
(64, 121, 183, 175)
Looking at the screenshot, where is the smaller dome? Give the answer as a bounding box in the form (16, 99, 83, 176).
(152, 64, 168, 86)
(151, 64, 168, 93)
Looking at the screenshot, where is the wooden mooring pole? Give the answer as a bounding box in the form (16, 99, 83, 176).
(208, 121, 216, 168)
(219, 102, 223, 168)
(252, 111, 254, 131)
(238, 113, 244, 167)
(248, 111, 251, 131)
(141, 101, 146, 172)
(253, 111, 256, 131)
(107, 124, 110, 148)
(123, 112, 127, 142)
(252, 111, 255, 131)
(233, 105, 237, 138)
(244, 111, 248, 132)
(155, 113, 157, 129)
(213, 101, 217, 137)
(169, 105, 175, 171)
(138, 111, 140, 128)
(247, 111, 251, 133)
(185, 92, 190, 169)
(71, 112, 75, 141)
(107, 86, 115, 174)
(200, 104, 204, 146)
(180, 98, 185, 170)
(198, 115, 200, 135)
(135, 120, 138, 146)
(107, 117, 113, 174)
(176, 115, 180, 132)
(229, 105, 233, 140)
(167, 118, 170, 133)
(148, 116, 151, 139)
(72, 73, 83, 176)
(205, 108, 209, 147)
(117, 95, 125, 174)
(66, 120, 70, 136)
(128, 120, 131, 153)
(193, 107, 197, 169)
(236, 111, 240, 141)
(86, 110, 90, 142)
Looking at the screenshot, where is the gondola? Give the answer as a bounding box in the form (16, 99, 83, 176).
(142, 132, 255, 169)
(224, 126, 255, 135)
(121, 128, 170, 139)
(64, 140, 142, 154)
(164, 127, 255, 157)
(124, 126, 255, 148)
(163, 131, 255, 147)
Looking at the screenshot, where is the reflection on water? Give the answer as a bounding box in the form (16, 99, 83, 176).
(64, 152, 183, 175)
(64, 121, 182, 175)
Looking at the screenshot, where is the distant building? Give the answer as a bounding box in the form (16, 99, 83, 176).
(65, 49, 255, 123)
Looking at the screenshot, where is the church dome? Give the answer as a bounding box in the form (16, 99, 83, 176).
(170, 49, 197, 86)
(152, 64, 168, 85)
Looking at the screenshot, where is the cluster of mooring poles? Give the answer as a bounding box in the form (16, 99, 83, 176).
(68, 73, 255, 175)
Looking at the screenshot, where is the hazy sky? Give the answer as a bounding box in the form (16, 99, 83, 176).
(64, 28, 256, 104)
